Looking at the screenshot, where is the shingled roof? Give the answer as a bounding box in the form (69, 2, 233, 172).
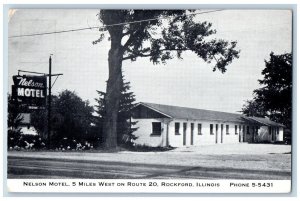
(137, 102, 284, 127)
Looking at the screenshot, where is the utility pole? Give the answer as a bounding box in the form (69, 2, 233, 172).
(47, 55, 52, 149)
(17, 55, 62, 150)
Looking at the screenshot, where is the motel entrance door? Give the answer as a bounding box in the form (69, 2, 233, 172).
(220, 124, 224, 143)
(190, 123, 194, 145)
(183, 123, 187, 146)
(215, 124, 219, 144)
(271, 127, 276, 142)
(242, 125, 246, 142)
(239, 125, 242, 142)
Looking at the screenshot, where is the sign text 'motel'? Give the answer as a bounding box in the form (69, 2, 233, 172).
(12, 75, 47, 107)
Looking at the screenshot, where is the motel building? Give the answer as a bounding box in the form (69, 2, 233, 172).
(131, 102, 285, 147)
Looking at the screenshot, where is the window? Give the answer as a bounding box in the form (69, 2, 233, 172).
(226, 125, 229, 134)
(269, 127, 272, 135)
(198, 123, 202, 135)
(235, 125, 238, 135)
(247, 126, 250, 134)
(175, 122, 180, 135)
(256, 126, 259, 135)
(210, 124, 214, 135)
(252, 126, 255, 134)
(277, 127, 279, 134)
(152, 122, 161, 135)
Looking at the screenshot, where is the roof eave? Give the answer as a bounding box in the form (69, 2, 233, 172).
(244, 117, 285, 127)
(136, 102, 173, 118)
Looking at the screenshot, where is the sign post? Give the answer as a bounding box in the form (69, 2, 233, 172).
(12, 56, 62, 150)
(48, 55, 52, 149)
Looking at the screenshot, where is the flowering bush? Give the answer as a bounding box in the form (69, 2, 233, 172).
(56, 137, 94, 151)
(8, 131, 46, 150)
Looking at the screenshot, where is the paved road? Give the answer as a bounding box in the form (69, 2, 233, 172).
(7, 155, 291, 179)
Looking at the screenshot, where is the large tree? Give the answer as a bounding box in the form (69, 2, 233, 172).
(242, 52, 292, 128)
(94, 10, 240, 148)
(95, 77, 138, 146)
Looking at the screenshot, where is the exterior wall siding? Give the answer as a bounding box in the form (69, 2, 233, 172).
(132, 118, 168, 147)
(132, 118, 284, 147)
(278, 127, 284, 141)
(166, 120, 244, 147)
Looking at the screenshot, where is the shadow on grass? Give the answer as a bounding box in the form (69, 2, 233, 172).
(125, 145, 175, 152)
(269, 152, 291, 154)
(247, 141, 291, 145)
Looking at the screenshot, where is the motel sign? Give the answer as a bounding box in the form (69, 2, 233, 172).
(12, 75, 47, 107)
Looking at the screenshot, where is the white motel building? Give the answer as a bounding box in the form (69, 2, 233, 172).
(131, 102, 285, 147)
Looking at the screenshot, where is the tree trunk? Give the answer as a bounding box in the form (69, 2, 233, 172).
(103, 31, 123, 149)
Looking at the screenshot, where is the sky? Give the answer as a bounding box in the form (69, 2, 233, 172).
(7, 9, 292, 113)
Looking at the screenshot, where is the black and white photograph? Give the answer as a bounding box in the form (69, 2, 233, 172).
(5, 7, 293, 194)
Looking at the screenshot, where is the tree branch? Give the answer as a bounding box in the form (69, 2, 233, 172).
(122, 48, 191, 61)
(123, 53, 151, 61)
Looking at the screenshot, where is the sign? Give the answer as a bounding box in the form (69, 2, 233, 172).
(12, 75, 47, 107)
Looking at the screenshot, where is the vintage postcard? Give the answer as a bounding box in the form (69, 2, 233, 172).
(6, 7, 293, 194)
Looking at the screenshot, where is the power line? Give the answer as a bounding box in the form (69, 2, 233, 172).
(9, 26, 100, 38)
(8, 9, 224, 38)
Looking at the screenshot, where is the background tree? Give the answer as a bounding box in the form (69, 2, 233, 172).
(94, 10, 240, 148)
(255, 52, 292, 127)
(95, 77, 138, 146)
(241, 99, 267, 118)
(7, 94, 25, 147)
(242, 52, 292, 133)
(32, 90, 95, 146)
(7, 94, 24, 132)
(31, 95, 57, 140)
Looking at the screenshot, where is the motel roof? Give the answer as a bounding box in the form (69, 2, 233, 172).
(245, 116, 285, 127)
(136, 102, 284, 127)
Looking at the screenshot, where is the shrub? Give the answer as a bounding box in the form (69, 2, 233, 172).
(7, 132, 46, 150)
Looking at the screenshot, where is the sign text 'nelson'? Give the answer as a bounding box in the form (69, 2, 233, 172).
(12, 75, 47, 107)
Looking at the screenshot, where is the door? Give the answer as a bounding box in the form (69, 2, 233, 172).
(221, 124, 223, 143)
(215, 124, 218, 144)
(271, 127, 276, 141)
(242, 125, 246, 142)
(239, 125, 242, 142)
(190, 123, 194, 145)
(252, 126, 255, 142)
(183, 123, 187, 146)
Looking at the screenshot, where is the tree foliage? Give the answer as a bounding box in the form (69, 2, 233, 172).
(31, 90, 95, 144)
(95, 10, 240, 71)
(242, 52, 292, 128)
(241, 99, 267, 118)
(95, 77, 138, 146)
(94, 10, 240, 148)
(7, 94, 24, 131)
